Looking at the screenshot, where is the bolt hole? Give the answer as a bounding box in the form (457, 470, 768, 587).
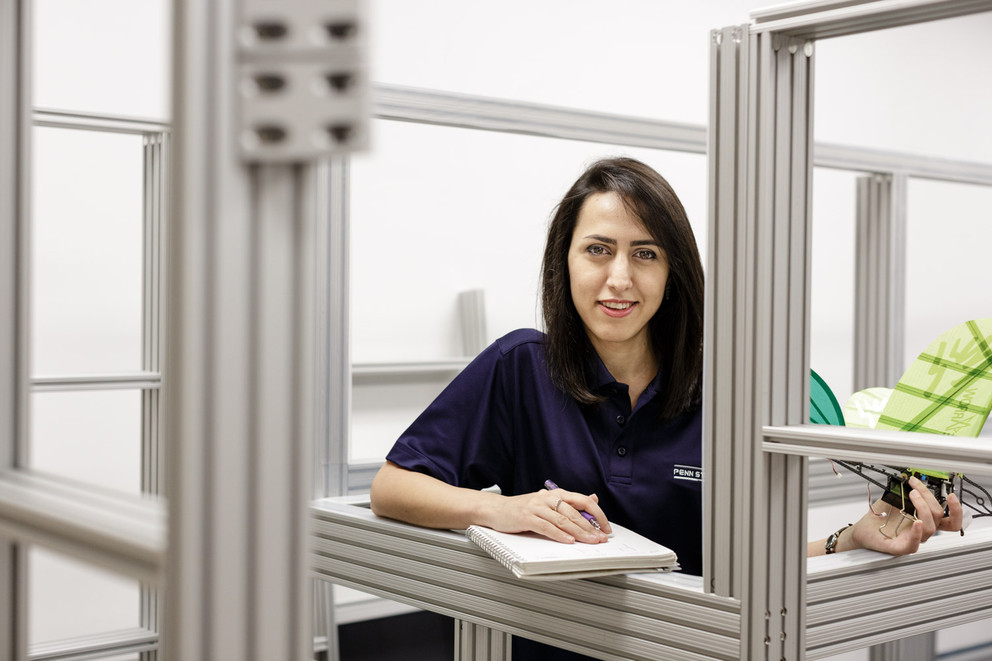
(254, 21, 288, 40)
(326, 21, 357, 40)
(326, 124, 353, 144)
(254, 74, 286, 92)
(326, 72, 353, 92)
(255, 125, 287, 144)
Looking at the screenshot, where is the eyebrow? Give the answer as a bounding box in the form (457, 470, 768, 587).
(583, 234, 660, 248)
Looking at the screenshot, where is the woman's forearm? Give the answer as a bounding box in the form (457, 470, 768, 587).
(369, 460, 502, 530)
(369, 461, 609, 545)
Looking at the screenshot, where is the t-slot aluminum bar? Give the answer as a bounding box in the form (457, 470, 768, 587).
(705, 24, 750, 601)
(317, 157, 351, 500)
(0, 470, 165, 583)
(764, 424, 992, 475)
(165, 0, 341, 657)
(32, 109, 169, 136)
(455, 621, 512, 661)
(814, 143, 992, 187)
(372, 84, 707, 154)
(707, 23, 814, 659)
(140, 125, 168, 661)
(806, 523, 992, 658)
(0, 0, 30, 658)
(29, 373, 162, 392)
(458, 289, 487, 357)
(313, 155, 347, 661)
(750, 0, 992, 39)
(27, 627, 159, 661)
(142, 133, 168, 498)
(853, 174, 906, 391)
(869, 633, 936, 661)
(313, 497, 742, 661)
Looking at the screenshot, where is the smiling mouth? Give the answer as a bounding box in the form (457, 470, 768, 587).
(599, 300, 637, 318)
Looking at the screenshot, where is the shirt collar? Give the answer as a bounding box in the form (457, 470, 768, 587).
(586, 350, 667, 402)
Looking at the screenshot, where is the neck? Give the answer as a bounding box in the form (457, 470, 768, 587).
(592, 337, 658, 398)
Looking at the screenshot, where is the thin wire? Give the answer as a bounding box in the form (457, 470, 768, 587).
(836, 461, 992, 519)
(959, 475, 992, 518)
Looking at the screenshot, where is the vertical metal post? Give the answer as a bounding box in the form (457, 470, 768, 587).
(458, 289, 487, 357)
(141, 130, 169, 661)
(164, 110, 318, 661)
(853, 174, 907, 391)
(0, 0, 30, 658)
(165, 0, 366, 658)
(313, 156, 350, 661)
(317, 157, 351, 501)
(455, 621, 512, 661)
(705, 24, 750, 599)
(708, 24, 813, 659)
(870, 633, 936, 661)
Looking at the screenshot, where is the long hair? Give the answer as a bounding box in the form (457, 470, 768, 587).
(540, 157, 704, 419)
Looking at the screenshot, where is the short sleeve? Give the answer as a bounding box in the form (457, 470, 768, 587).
(384, 337, 517, 490)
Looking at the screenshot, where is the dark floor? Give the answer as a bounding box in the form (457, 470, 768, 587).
(339, 611, 455, 661)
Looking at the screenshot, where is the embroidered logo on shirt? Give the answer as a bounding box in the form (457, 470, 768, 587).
(673, 465, 702, 481)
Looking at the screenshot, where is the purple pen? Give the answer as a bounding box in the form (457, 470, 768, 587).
(543, 479, 601, 530)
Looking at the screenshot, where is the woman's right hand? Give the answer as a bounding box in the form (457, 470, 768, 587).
(370, 461, 609, 544)
(481, 488, 611, 544)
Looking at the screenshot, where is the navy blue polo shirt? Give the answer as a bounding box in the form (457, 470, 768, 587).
(386, 328, 703, 577)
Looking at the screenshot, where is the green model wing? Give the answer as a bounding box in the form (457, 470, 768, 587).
(843, 387, 893, 429)
(876, 318, 992, 437)
(810, 369, 845, 426)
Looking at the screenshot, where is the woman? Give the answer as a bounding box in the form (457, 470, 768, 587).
(370, 157, 960, 660)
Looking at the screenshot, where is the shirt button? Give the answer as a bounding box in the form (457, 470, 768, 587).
(616, 415, 626, 426)
(616, 446, 627, 457)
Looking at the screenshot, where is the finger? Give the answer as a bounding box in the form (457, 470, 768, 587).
(531, 516, 577, 544)
(533, 492, 584, 542)
(889, 519, 924, 555)
(554, 501, 608, 542)
(909, 489, 937, 540)
(548, 490, 610, 537)
(868, 515, 922, 555)
(576, 494, 612, 534)
(539, 491, 602, 542)
(909, 476, 946, 522)
(939, 492, 963, 532)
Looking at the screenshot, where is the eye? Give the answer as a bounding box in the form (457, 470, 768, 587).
(634, 249, 657, 260)
(586, 244, 610, 256)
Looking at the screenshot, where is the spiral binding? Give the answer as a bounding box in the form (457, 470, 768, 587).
(467, 526, 525, 573)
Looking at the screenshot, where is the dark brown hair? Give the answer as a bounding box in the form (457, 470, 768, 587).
(540, 157, 704, 419)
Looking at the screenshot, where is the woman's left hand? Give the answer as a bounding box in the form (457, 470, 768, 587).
(810, 476, 963, 557)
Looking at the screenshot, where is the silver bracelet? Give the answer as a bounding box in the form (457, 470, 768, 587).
(825, 524, 852, 554)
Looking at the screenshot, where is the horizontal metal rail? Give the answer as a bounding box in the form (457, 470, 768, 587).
(351, 359, 470, 378)
(311, 496, 740, 661)
(764, 424, 992, 476)
(372, 84, 708, 154)
(806, 521, 992, 658)
(0, 470, 165, 584)
(31, 372, 162, 392)
(33, 90, 992, 187)
(28, 627, 157, 661)
(750, 0, 992, 39)
(815, 142, 992, 186)
(32, 109, 169, 135)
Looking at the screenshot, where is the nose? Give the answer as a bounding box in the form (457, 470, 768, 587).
(606, 256, 632, 292)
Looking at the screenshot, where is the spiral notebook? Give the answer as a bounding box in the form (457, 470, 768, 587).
(465, 523, 678, 580)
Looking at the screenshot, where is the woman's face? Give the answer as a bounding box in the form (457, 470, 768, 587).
(567, 191, 669, 360)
